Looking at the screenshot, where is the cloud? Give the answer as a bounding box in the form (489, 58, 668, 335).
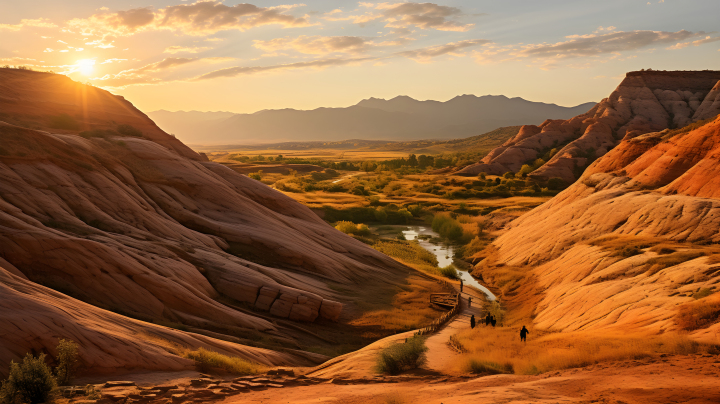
(254, 35, 372, 55)
(195, 57, 376, 80)
(520, 30, 699, 59)
(92, 56, 236, 87)
(474, 30, 706, 67)
(0, 18, 57, 31)
(668, 35, 720, 50)
(377, 2, 474, 32)
(139, 57, 199, 72)
(164, 45, 211, 54)
(397, 39, 490, 61)
(324, 2, 474, 32)
(69, 1, 311, 36)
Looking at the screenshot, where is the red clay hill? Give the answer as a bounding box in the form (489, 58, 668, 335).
(0, 69, 419, 377)
(474, 111, 720, 342)
(457, 70, 720, 183)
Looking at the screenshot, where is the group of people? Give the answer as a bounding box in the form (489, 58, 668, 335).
(460, 280, 530, 342)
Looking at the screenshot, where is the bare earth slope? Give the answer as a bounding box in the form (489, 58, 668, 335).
(474, 115, 720, 340)
(0, 69, 415, 376)
(458, 71, 720, 183)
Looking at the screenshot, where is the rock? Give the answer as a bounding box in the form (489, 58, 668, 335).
(267, 368, 295, 376)
(289, 304, 316, 322)
(456, 71, 720, 183)
(103, 381, 136, 388)
(319, 300, 343, 321)
(189, 379, 213, 387)
(171, 394, 186, 403)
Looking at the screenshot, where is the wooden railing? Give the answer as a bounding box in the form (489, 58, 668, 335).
(414, 280, 461, 336)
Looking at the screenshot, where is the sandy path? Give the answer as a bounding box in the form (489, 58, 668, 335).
(423, 283, 488, 374)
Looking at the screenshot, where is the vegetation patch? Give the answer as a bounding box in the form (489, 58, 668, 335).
(645, 251, 705, 276)
(375, 335, 428, 375)
(676, 293, 720, 331)
(372, 240, 438, 267)
(1, 354, 56, 404)
(181, 348, 262, 375)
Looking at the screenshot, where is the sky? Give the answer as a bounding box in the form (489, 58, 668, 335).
(1, 0, 719, 113)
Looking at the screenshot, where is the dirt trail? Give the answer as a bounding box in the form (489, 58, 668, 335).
(423, 283, 486, 374)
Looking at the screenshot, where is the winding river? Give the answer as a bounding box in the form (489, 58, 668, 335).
(400, 226, 496, 301)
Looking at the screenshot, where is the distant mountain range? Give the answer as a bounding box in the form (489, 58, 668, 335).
(149, 95, 596, 145)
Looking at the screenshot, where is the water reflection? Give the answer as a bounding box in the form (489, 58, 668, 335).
(402, 226, 496, 301)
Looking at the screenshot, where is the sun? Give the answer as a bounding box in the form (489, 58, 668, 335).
(76, 59, 95, 76)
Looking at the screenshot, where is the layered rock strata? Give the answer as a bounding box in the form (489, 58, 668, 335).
(458, 71, 720, 183)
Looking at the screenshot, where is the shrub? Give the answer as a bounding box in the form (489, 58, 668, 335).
(676, 294, 720, 331)
(439, 265, 460, 280)
(547, 177, 565, 190)
(249, 172, 262, 181)
(367, 196, 382, 206)
(431, 214, 464, 241)
(503, 172, 515, 179)
(645, 251, 705, 276)
(375, 335, 428, 375)
(116, 124, 143, 137)
(0, 353, 57, 404)
(374, 208, 388, 223)
(181, 348, 260, 375)
(467, 359, 513, 375)
(55, 339, 79, 386)
(693, 288, 714, 300)
(48, 113, 81, 130)
(335, 221, 371, 236)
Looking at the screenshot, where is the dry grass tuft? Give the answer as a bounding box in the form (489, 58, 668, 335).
(454, 328, 709, 375)
(676, 292, 720, 331)
(181, 347, 262, 375)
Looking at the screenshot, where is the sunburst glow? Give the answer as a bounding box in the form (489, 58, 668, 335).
(76, 59, 95, 76)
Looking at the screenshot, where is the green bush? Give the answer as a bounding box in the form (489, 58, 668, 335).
(55, 339, 79, 386)
(431, 214, 464, 241)
(376, 335, 428, 375)
(0, 353, 57, 404)
(335, 221, 371, 236)
(439, 265, 460, 280)
(116, 124, 143, 137)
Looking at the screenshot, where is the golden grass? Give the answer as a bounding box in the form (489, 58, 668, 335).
(676, 291, 720, 331)
(454, 327, 709, 375)
(372, 240, 438, 267)
(136, 334, 262, 375)
(181, 347, 262, 375)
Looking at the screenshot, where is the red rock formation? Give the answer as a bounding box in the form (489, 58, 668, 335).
(475, 115, 720, 338)
(0, 69, 413, 376)
(457, 71, 720, 183)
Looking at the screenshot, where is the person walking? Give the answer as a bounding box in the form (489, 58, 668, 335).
(491, 317, 496, 327)
(460, 278, 464, 293)
(470, 314, 476, 329)
(468, 296, 472, 307)
(520, 325, 529, 342)
(485, 313, 491, 326)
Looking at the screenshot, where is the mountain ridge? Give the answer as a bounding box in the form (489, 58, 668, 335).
(148, 95, 596, 145)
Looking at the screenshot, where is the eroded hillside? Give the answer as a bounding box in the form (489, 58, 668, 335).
(473, 114, 720, 341)
(0, 69, 433, 377)
(458, 71, 720, 183)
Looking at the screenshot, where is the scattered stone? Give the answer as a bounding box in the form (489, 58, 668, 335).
(103, 381, 136, 388)
(171, 394, 186, 403)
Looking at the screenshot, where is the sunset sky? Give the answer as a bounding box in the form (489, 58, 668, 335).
(2, 0, 718, 113)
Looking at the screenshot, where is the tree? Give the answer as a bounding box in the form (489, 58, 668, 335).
(0, 353, 57, 404)
(407, 154, 418, 167)
(55, 339, 79, 386)
(417, 155, 434, 169)
(478, 172, 486, 180)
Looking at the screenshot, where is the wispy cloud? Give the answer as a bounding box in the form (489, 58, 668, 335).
(164, 45, 212, 54)
(195, 57, 376, 80)
(397, 39, 490, 62)
(0, 18, 57, 31)
(324, 2, 475, 32)
(253, 35, 407, 55)
(68, 1, 311, 36)
(473, 30, 708, 68)
(668, 35, 720, 50)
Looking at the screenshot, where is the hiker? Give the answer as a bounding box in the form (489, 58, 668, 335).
(485, 313, 492, 326)
(491, 317, 496, 327)
(468, 296, 472, 307)
(470, 314, 476, 329)
(520, 325, 529, 342)
(460, 278, 464, 293)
